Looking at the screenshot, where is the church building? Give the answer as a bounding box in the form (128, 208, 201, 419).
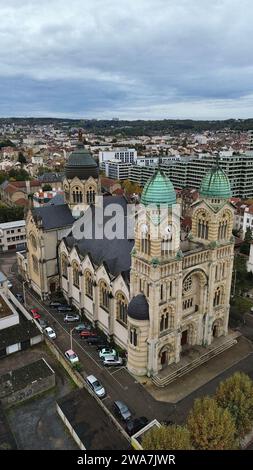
(25, 137, 235, 378)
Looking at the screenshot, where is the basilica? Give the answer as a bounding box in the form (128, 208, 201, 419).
(24, 137, 235, 377)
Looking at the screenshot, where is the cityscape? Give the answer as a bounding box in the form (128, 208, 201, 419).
(1, 0, 253, 458)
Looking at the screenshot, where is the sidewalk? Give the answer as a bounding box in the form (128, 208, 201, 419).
(136, 336, 253, 403)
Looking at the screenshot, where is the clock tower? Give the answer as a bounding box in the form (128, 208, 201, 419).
(127, 169, 182, 376)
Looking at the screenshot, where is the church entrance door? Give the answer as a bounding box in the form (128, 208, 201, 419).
(181, 330, 188, 346)
(50, 283, 56, 293)
(161, 350, 167, 366)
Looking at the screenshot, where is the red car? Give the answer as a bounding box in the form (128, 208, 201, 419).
(79, 330, 98, 339)
(30, 308, 41, 319)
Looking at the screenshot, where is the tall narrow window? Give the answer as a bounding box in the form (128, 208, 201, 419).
(85, 271, 93, 299)
(72, 261, 79, 288)
(130, 327, 138, 346)
(116, 292, 127, 325)
(100, 281, 110, 311)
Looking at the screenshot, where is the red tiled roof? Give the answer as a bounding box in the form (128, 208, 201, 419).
(15, 198, 29, 207)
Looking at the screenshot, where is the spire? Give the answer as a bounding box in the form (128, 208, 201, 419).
(78, 129, 83, 143)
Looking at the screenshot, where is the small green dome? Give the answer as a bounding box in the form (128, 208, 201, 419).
(141, 169, 176, 206)
(200, 166, 231, 199)
(65, 142, 98, 180)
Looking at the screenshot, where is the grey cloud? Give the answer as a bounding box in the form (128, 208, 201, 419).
(1, 0, 253, 118)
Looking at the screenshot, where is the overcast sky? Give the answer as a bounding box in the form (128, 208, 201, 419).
(1, 0, 253, 120)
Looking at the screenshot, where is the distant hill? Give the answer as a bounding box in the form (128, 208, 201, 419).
(1, 117, 253, 136)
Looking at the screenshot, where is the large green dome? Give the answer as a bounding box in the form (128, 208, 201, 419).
(200, 165, 231, 199)
(141, 169, 176, 206)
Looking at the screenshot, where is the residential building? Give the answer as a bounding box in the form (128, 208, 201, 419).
(99, 148, 137, 164)
(0, 220, 26, 252)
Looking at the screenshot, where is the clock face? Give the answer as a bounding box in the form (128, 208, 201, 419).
(164, 225, 172, 239)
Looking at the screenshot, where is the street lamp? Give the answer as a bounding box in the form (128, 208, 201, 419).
(23, 281, 27, 306)
(70, 327, 75, 350)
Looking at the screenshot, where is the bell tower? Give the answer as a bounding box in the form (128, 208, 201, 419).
(63, 130, 100, 215)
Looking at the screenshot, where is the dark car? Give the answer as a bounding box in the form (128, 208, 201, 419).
(36, 318, 48, 329)
(86, 336, 104, 345)
(57, 305, 73, 312)
(49, 301, 63, 308)
(16, 293, 24, 303)
(114, 400, 132, 422)
(125, 417, 149, 436)
(96, 343, 111, 351)
(74, 323, 92, 333)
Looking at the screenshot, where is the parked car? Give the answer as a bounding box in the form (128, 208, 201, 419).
(114, 400, 132, 422)
(79, 330, 98, 339)
(44, 326, 56, 339)
(64, 313, 80, 323)
(74, 323, 92, 333)
(96, 342, 111, 351)
(7, 280, 13, 289)
(30, 308, 41, 319)
(125, 417, 149, 436)
(102, 355, 123, 367)
(49, 301, 63, 308)
(64, 349, 79, 364)
(99, 347, 117, 359)
(36, 318, 48, 329)
(86, 336, 104, 345)
(86, 375, 106, 398)
(57, 305, 73, 312)
(16, 293, 24, 303)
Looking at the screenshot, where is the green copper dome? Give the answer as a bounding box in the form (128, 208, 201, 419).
(141, 169, 176, 206)
(200, 165, 231, 199)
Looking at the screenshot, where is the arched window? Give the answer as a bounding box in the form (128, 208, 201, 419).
(183, 276, 192, 292)
(61, 254, 68, 278)
(197, 214, 209, 240)
(141, 233, 151, 255)
(87, 187, 95, 204)
(130, 327, 138, 346)
(116, 292, 128, 325)
(32, 255, 39, 274)
(30, 233, 37, 250)
(161, 236, 172, 256)
(72, 187, 83, 204)
(160, 309, 174, 332)
(72, 261, 80, 288)
(213, 286, 223, 307)
(85, 270, 93, 299)
(100, 280, 110, 311)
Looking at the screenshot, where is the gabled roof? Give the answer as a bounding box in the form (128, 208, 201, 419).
(32, 204, 75, 230)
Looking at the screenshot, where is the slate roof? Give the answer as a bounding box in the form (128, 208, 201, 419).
(45, 193, 65, 206)
(38, 172, 65, 183)
(65, 195, 134, 277)
(128, 294, 149, 321)
(32, 204, 75, 230)
(0, 317, 41, 350)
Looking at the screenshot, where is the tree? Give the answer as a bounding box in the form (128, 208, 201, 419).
(18, 152, 27, 165)
(42, 184, 52, 191)
(0, 206, 24, 223)
(142, 425, 192, 450)
(187, 397, 237, 450)
(8, 168, 29, 181)
(215, 372, 253, 438)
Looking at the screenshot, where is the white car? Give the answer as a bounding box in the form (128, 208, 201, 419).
(65, 349, 79, 364)
(86, 375, 106, 398)
(44, 326, 56, 339)
(102, 355, 123, 367)
(99, 347, 117, 359)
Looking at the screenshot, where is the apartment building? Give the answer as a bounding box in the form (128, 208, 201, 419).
(0, 220, 26, 252)
(99, 148, 137, 164)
